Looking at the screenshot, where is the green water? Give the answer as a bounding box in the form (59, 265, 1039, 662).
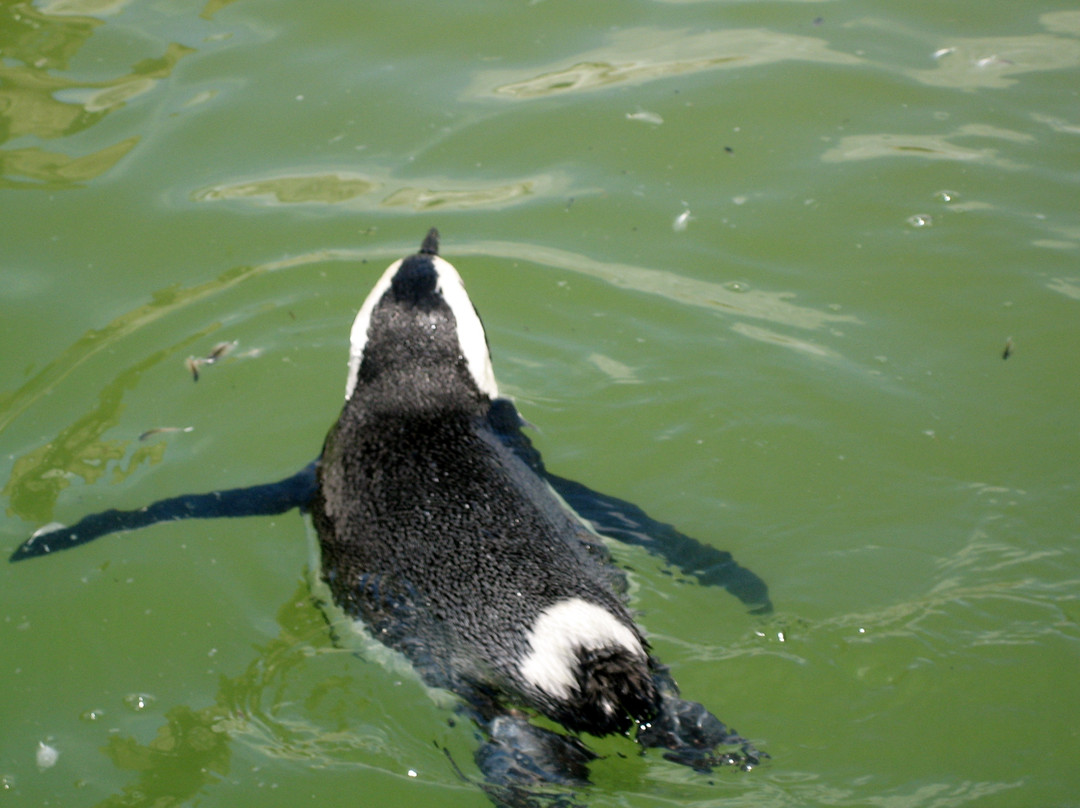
(2, 0, 1078, 805)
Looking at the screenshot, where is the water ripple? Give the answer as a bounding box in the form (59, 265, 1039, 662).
(192, 171, 567, 210)
(820, 125, 1031, 167)
(469, 27, 860, 100)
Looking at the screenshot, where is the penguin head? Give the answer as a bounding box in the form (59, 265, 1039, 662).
(345, 229, 498, 411)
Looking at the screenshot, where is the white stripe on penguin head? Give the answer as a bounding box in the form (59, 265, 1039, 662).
(345, 257, 398, 401)
(345, 253, 499, 402)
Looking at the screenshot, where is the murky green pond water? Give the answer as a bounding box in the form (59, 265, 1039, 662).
(2, 1, 1078, 806)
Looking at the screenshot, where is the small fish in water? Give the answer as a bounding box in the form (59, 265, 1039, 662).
(673, 207, 693, 232)
(206, 340, 238, 363)
(138, 426, 195, 442)
(1002, 337, 1014, 360)
(185, 355, 202, 382)
(186, 340, 239, 382)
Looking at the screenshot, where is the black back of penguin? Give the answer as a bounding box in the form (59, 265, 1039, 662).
(312, 230, 660, 735)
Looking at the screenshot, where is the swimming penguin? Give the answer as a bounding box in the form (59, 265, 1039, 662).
(313, 228, 658, 736)
(10, 229, 769, 796)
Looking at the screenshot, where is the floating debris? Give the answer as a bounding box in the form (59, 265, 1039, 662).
(138, 426, 195, 442)
(123, 693, 156, 712)
(1002, 337, 1013, 360)
(626, 109, 663, 125)
(36, 742, 58, 770)
(673, 207, 693, 232)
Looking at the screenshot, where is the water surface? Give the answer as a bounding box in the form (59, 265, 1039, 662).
(2, 1, 1078, 806)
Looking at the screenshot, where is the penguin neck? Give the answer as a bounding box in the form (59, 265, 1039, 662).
(346, 365, 489, 421)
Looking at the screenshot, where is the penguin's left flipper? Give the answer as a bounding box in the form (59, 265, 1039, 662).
(8, 462, 317, 562)
(485, 399, 773, 615)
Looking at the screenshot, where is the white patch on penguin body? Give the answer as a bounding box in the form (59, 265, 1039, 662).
(519, 597, 645, 700)
(345, 254, 498, 401)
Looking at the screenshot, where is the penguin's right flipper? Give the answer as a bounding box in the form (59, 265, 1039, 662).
(485, 398, 772, 615)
